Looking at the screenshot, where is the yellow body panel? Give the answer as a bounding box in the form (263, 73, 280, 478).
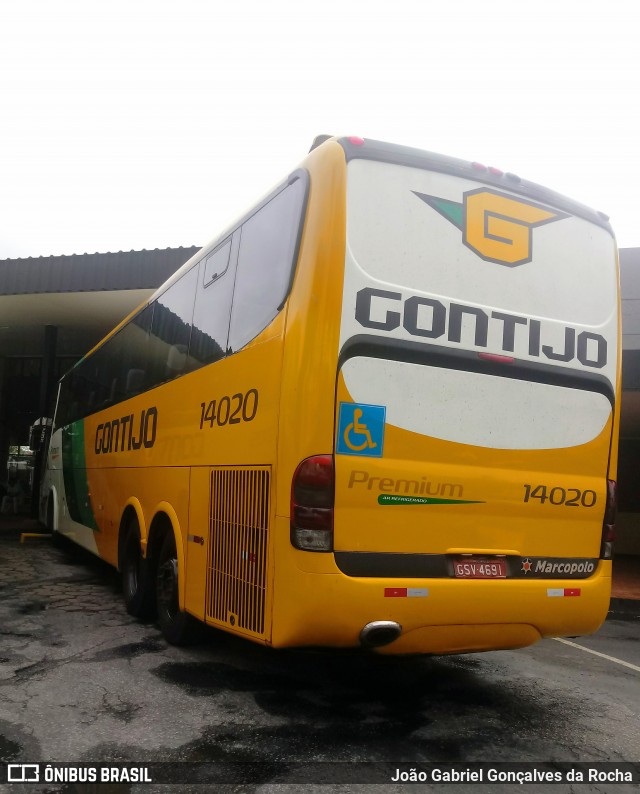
(333, 373, 613, 559)
(81, 320, 286, 626)
(275, 141, 347, 515)
(270, 512, 611, 651)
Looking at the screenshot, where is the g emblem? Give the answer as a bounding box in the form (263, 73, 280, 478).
(415, 188, 567, 267)
(463, 189, 563, 266)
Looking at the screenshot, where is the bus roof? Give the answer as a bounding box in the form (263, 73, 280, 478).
(333, 136, 613, 234)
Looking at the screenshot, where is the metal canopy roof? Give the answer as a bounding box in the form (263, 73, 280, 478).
(0, 247, 200, 296)
(0, 247, 200, 359)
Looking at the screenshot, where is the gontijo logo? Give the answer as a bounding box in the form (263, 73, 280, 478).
(414, 188, 567, 266)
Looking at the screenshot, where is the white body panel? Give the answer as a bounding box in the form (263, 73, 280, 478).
(339, 159, 617, 450)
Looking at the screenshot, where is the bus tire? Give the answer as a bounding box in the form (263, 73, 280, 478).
(122, 520, 156, 619)
(156, 531, 202, 645)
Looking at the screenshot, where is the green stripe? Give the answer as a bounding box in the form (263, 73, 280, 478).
(415, 194, 464, 230)
(62, 421, 99, 530)
(378, 494, 484, 506)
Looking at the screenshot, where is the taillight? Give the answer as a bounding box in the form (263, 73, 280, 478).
(601, 479, 617, 560)
(290, 455, 334, 552)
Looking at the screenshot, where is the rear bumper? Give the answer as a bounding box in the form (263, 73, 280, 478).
(271, 540, 611, 654)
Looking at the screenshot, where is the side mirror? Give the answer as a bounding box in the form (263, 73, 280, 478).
(29, 418, 52, 451)
(29, 426, 40, 452)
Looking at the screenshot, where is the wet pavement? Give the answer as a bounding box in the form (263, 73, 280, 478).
(0, 523, 639, 792)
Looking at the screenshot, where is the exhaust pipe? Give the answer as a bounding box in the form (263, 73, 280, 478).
(360, 621, 402, 649)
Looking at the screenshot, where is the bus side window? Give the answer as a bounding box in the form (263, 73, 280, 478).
(125, 368, 145, 396)
(106, 377, 120, 407)
(148, 265, 199, 386)
(190, 234, 237, 366)
(87, 351, 110, 412)
(123, 305, 153, 396)
(227, 177, 306, 354)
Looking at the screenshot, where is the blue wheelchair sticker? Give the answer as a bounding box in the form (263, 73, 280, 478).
(336, 402, 386, 457)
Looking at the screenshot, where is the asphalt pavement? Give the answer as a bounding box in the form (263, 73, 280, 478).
(0, 520, 638, 793)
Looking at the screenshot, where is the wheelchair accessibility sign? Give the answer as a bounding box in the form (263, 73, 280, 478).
(336, 402, 386, 457)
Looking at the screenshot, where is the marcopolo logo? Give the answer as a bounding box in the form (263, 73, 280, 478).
(414, 188, 567, 266)
(520, 557, 597, 578)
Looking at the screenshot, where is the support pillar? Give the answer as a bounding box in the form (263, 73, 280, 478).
(0, 356, 8, 477)
(39, 325, 58, 418)
(32, 325, 58, 518)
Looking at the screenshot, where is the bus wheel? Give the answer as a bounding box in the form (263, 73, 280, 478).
(122, 520, 155, 619)
(156, 532, 202, 645)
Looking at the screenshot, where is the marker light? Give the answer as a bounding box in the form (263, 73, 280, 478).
(471, 162, 487, 171)
(478, 352, 515, 364)
(347, 136, 365, 146)
(291, 455, 334, 552)
(488, 166, 504, 176)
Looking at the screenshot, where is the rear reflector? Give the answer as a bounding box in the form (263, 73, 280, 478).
(478, 352, 515, 364)
(291, 455, 334, 552)
(384, 588, 429, 598)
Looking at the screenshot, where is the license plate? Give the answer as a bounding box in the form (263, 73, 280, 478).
(453, 557, 507, 579)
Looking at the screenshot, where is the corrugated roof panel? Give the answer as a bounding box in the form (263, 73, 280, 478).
(620, 248, 640, 299)
(0, 247, 201, 296)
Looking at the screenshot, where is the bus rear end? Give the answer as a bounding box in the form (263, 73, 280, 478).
(281, 138, 619, 654)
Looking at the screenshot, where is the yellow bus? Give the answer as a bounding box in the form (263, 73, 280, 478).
(39, 136, 620, 654)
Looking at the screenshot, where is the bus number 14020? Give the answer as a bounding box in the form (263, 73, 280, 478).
(523, 484, 597, 507)
(199, 389, 259, 429)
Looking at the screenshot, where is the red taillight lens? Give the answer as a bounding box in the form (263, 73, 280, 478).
(478, 352, 515, 364)
(601, 479, 617, 559)
(291, 455, 334, 552)
(292, 455, 333, 506)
